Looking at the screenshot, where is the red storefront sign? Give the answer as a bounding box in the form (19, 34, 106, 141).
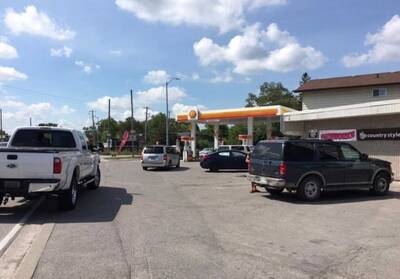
(319, 129, 357, 141)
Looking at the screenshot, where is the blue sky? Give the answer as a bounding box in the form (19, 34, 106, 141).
(0, 0, 399, 132)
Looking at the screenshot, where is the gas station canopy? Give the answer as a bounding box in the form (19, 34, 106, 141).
(176, 105, 298, 158)
(176, 105, 296, 124)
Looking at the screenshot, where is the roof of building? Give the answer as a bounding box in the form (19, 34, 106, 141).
(294, 71, 400, 92)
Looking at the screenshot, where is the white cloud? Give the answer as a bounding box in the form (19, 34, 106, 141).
(172, 103, 207, 116)
(59, 105, 75, 114)
(210, 70, 234, 83)
(87, 86, 187, 121)
(110, 49, 122, 56)
(4, 6, 76, 41)
(143, 70, 170, 85)
(0, 93, 81, 132)
(0, 66, 28, 81)
(342, 15, 400, 67)
(194, 23, 326, 74)
(191, 73, 200, 80)
(50, 46, 73, 58)
(115, 0, 287, 33)
(0, 41, 18, 59)
(75, 60, 100, 74)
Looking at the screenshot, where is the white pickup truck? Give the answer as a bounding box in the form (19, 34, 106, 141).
(0, 126, 101, 210)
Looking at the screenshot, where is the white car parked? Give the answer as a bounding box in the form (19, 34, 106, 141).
(217, 145, 252, 153)
(0, 126, 101, 210)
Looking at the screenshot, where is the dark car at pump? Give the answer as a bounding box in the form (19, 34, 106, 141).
(200, 150, 248, 172)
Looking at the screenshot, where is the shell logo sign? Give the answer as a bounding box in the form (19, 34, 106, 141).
(188, 109, 199, 121)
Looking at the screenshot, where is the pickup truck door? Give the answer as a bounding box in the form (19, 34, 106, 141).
(77, 132, 92, 178)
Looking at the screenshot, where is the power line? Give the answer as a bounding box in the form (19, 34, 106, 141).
(1, 84, 89, 104)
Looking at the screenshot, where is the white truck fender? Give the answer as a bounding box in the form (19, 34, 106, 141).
(61, 157, 79, 191)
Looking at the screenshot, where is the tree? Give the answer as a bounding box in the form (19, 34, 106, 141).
(0, 130, 9, 141)
(38, 123, 58, 127)
(245, 82, 301, 110)
(300, 72, 311, 86)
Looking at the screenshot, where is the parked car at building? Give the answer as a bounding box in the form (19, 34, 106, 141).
(248, 139, 393, 201)
(217, 145, 252, 153)
(199, 148, 214, 159)
(141, 145, 180, 170)
(0, 127, 101, 210)
(200, 150, 248, 172)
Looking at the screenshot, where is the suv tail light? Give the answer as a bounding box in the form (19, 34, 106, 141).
(53, 157, 62, 174)
(248, 159, 252, 171)
(163, 154, 167, 161)
(140, 154, 143, 161)
(203, 155, 209, 161)
(279, 162, 286, 176)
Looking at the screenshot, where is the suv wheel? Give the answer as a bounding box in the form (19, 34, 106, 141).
(176, 160, 180, 168)
(298, 176, 322, 201)
(266, 188, 284, 195)
(372, 173, 390, 195)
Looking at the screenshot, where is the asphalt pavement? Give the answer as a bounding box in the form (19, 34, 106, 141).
(1, 159, 400, 278)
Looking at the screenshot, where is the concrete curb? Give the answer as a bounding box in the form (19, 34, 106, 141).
(0, 197, 44, 258)
(15, 223, 55, 279)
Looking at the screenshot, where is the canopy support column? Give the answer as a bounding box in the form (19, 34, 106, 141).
(191, 122, 197, 158)
(247, 117, 254, 146)
(266, 119, 272, 140)
(213, 125, 219, 150)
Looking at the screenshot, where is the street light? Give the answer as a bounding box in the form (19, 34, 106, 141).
(165, 77, 180, 146)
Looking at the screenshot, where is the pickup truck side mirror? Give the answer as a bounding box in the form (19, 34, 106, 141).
(360, 153, 369, 161)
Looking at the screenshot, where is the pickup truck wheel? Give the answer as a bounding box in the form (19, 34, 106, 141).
(298, 176, 322, 201)
(371, 173, 390, 195)
(87, 167, 101, 190)
(176, 160, 180, 168)
(266, 188, 284, 195)
(59, 176, 78, 210)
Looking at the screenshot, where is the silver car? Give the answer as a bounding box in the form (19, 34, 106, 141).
(141, 145, 180, 170)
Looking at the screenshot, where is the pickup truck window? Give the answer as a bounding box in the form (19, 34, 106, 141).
(11, 129, 76, 148)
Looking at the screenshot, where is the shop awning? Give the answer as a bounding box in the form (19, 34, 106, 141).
(284, 99, 400, 122)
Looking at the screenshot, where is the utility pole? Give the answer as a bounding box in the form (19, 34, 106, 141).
(0, 108, 3, 141)
(130, 89, 134, 154)
(108, 98, 111, 150)
(90, 110, 97, 146)
(29, 117, 32, 126)
(144, 106, 149, 146)
(165, 77, 180, 146)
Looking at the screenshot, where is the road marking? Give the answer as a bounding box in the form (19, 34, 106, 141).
(0, 197, 45, 257)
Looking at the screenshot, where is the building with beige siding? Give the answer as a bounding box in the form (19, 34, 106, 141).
(283, 71, 400, 180)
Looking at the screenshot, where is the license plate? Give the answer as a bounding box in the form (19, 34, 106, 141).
(149, 156, 158, 160)
(4, 181, 20, 189)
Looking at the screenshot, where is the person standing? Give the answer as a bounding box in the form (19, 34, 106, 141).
(246, 153, 259, 193)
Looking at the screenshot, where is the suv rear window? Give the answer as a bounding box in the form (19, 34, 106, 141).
(12, 129, 76, 148)
(253, 142, 283, 160)
(144, 147, 164, 154)
(285, 142, 314, 162)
